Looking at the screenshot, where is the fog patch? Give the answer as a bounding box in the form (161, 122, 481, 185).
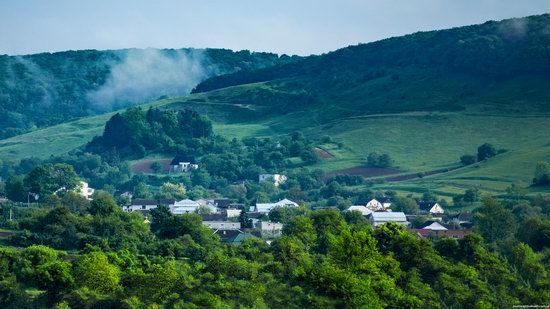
(87, 48, 209, 111)
(498, 18, 528, 41)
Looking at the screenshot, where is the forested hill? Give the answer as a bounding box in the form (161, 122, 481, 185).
(0, 48, 299, 139)
(193, 14, 550, 94)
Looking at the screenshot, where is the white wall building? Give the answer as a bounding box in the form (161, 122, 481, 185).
(78, 181, 95, 200)
(171, 199, 201, 214)
(259, 174, 287, 187)
(203, 221, 241, 230)
(366, 199, 384, 211)
(368, 212, 409, 228)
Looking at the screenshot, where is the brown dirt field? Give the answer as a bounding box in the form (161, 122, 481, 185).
(384, 167, 459, 182)
(315, 147, 334, 159)
(326, 166, 401, 179)
(131, 158, 173, 173)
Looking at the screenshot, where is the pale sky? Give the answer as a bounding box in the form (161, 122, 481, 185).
(1, 0, 549, 56)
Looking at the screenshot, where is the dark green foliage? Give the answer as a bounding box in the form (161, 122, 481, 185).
(460, 154, 477, 165)
(88, 107, 213, 157)
(477, 143, 497, 161)
(367, 152, 393, 168)
(0, 48, 294, 139)
(533, 161, 550, 186)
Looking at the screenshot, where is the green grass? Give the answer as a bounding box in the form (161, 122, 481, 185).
(1, 71, 550, 198)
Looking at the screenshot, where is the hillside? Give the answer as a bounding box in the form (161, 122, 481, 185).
(1, 15, 550, 196)
(0, 48, 298, 138)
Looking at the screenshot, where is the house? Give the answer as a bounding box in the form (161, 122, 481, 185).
(77, 181, 95, 200)
(226, 208, 242, 218)
(255, 221, 284, 238)
(251, 198, 299, 213)
(213, 198, 232, 209)
(367, 212, 409, 228)
(203, 221, 241, 230)
(259, 174, 287, 187)
(413, 229, 472, 240)
(421, 221, 448, 231)
(417, 201, 445, 214)
(123, 198, 175, 213)
(171, 199, 201, 214)
(450, 212, 474, 228)
(213, 229, 244, 243)
(366, 199, 384, 211)
(169, 155, 198, 173)
(344, 205, 373, 216)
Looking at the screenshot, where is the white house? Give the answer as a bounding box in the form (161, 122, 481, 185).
(77, 181, 95, 200)
(344, 205, 373, 216)
(366, 199, 384, 211)
(368, 212, 409, 228)
(226, 208, 242, 218)
(203, 221, 241, 230)
(123, 199, 175, 213)
(251, 198, 299, 213)
(255, 221, 284, 238)
(169, 155, 198, 173)
(259, 174, 287, 187)
(171, 199, 201, 214)
(417, 202, 445, 214)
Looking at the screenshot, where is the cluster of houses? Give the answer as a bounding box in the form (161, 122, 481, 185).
(344, 198, 472, 240)
(122, 197, 299, 243)
(122, 195, 472, 243)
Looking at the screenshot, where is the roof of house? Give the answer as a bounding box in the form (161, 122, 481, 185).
(458, 212, 473, 222)
(369, 212, 408, 222)
(173, 199, 200, 207)
(276, 199, 298, 206)
(214, 199, 232, 208)
(417, 201, 439, 211)
(345, 206, 373, 216)
(201, 213, 228, 221)
(214, 229, 243, 242)
(421, 221, 448, 231)
(170, 155, 196, 165)
(131, 198, 175, 206)
(232, 233, 260, 244)
(413, 229, 472, 238)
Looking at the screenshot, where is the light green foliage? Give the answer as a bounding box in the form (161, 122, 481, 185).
(158, 182, 186, 200)
(74, 251, 120, 294)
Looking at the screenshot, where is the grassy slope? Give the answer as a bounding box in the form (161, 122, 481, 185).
(1, 75, 549, 197)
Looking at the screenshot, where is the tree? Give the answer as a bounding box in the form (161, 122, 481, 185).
(74, 251, 120, 294)
(473, 197, 515, 243)
(533, 161, 550, 186)
(392, 197, 419, 214)
(150, 161, 163, 174)
(157, 182, 186, 200)
(88, 192, 118, 217)
(477, 143, 497, 161)
(460, 155, 477, 165)
(24, 163, 79, 200)
(239, 210, 252, 228)
(463, 188, 479, 204)
(5, 176, 26, 202)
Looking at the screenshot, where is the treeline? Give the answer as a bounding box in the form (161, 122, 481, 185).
(193, 14, 550, 94)
(0, 48, 295, 139)
(87, 107, 214, 158)
(0, 194, 549, 307)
